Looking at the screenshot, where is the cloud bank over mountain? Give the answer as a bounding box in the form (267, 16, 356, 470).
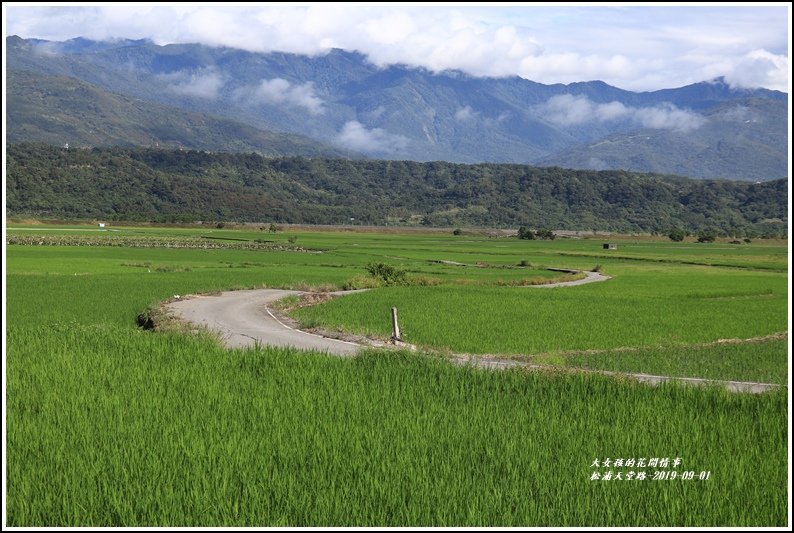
(6, 5, 789, 91)
(539, 95, 706, 132)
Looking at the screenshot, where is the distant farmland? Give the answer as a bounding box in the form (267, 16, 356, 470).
(6, 224, 788, 526)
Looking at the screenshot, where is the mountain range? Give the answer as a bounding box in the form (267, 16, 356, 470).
(7, 143, 786, 236)
(6, 35, 789, 181)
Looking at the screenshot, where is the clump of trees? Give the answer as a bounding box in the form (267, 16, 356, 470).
(668, 228, 687, 242)
(518, 226, 555, 240)
(517, 226, 535, 240)
(697, 231, 716, 243)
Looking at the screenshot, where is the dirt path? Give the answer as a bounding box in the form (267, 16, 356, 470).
(533, 269, 610, 287)
(166, 289, 361, 355)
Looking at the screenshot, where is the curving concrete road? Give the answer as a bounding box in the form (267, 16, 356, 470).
(166, 289, 361, 355)
(531, 270, 610, 288)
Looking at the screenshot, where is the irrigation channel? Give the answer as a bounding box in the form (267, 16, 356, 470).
(164, 271, 780, 394)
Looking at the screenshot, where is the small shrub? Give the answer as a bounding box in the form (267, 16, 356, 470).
(592, 264, 602, 273)
(518, 259, 530, 267)
(697, 231, 716, 243)
(668, 228, 686, 242)
(287, 235, 298, 244)
(452, 228, 463, 236)
(365, 262, 407, 285)
(517, 226, 535, 240)
(216, 222, 226, 229)
(744, 238, 752, 244)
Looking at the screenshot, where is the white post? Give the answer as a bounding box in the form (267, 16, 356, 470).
(391, 307, 401, 341)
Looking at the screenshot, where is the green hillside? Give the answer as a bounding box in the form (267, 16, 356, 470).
(7, 143, 787, 236)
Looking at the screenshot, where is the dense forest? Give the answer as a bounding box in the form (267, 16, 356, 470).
(6, 143, 788, 236)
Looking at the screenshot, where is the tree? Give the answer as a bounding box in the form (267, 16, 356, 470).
(697, 231, 716, 243)
(517, 226, 535, 240)
(668, 228, 686, 242)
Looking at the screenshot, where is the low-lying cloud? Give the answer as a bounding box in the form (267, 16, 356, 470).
(539, 94, 705, 132)
(239, 78, 324, 115)
(160, 68, 225, 99)
(335, 121, 409, 154)
(723, 49, 789, 92)
(454, 106, 478, 121)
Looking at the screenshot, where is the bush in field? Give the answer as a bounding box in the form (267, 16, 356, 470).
(697, 231, 716, 243)
(365, 262, 407, 285)
(453, 228, 463, 236)
(669, 228, 686, 242)
(517, 226, 535, 240)
(536, 229, 555, 240)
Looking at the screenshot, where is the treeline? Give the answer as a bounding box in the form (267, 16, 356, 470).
(6, 143, 788, 236)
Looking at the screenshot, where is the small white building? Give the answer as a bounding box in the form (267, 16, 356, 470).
(98, 223, 106, 228)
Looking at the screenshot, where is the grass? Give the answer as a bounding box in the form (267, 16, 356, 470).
(7, 326, 788, 526)
(292, 269, 787, 356)
(5, 224, 790, 526)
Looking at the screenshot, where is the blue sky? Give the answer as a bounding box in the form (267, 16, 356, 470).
(3, 4, 790, 91)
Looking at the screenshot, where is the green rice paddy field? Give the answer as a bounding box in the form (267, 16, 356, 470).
(5, 224, 790, 526)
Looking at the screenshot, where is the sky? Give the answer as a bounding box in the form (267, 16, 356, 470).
(3, 3, 791, 92)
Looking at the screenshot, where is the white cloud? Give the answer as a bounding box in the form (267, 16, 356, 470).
(595, 101, 630, 121)
(723, 49, 789, 92)
(241, 78, 325, 115)
(454, 106, 478, 121)
(539, 95, 705, 133)
(335, 121, 409, 154)
(5, 5, 790, 91)
(31, 40, 61, 56)
(632, 103, 705, 132)
(160, 68, 225, 99)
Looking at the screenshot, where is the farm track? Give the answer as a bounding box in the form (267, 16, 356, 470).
(165, 272, 780, 394)
(530, 269, 610, 287)
(166, 289, 363, 355)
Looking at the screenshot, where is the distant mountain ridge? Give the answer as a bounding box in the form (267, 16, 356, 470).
(6, 69, 349, 157)
(6, 35, 789, 180)
(7, 143, 787, 237)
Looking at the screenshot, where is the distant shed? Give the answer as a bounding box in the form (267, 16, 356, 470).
(603, 243, 617, 250)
